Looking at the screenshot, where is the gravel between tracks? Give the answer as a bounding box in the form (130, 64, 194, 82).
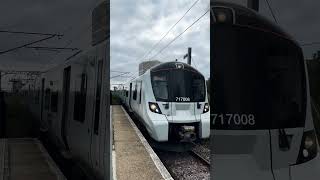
(156, 150, 210, 180)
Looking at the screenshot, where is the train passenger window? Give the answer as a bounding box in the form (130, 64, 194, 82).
(139, 82, 142, 104)
(133, 82, 137, 100)
(51, 92, 58, 113)
(74, 73, 87, 122)
(94, 61, 103, 134)
(44, 88, 50, 110)
(35, 89, 40, 104)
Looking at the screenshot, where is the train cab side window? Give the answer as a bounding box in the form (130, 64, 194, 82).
(126, 90, 128, 97)
(133, 82, 137, 100)
(74, 73, 87, 122)
(51, 92, 58, 113)
(44, 88, 50, 110)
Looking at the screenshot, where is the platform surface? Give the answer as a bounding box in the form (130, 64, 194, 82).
(112, 105, 172, 180)
(0, 138, 65, 180)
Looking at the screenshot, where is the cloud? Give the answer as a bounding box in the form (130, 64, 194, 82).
(110, 0, 210, 87)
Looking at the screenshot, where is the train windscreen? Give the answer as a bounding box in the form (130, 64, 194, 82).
(211, 25, 306, 130)
(151, 69, 205, 102)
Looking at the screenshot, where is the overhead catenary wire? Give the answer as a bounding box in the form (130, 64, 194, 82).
(111, 70, 130, 73)
(191, 57, 198, 69)
(112, 1, 208, 84)
(43, 2, 98, 69)
(0, 30, 63, 37)
(0, 35, 58, 55)
(110, 72, 130, 79)
(24, 46, 79, 51)
(149, 8, 209, 60)
(265, 0, 278, 24)
(137, 0, 201, 63)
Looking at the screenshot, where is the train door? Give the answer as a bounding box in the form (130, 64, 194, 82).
(169, 69, 197, 123)
(265, 54, 305, 179)
(193, 74, 207, 122)
(91, 59, 103, 169)
(61, 66, 71, 150)
(68, 62, 92, 166)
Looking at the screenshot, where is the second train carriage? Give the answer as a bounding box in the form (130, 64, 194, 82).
(33, 1, 111, 180)
(119, 61, 210, 142)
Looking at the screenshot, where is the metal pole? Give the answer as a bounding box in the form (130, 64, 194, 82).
(187, 47, 192, 65)
(247, 0, 259, 11)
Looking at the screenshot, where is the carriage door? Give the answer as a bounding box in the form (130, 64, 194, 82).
(266, 56, 305, 180)
(62, 66, 71, 150)
(91, 60, 103, 169)
(170, 69, 196, 123)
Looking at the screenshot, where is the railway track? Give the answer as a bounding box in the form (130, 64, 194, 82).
(155, 150, 210, 180)
(189, 149, 210, 166)
(123, 106, 210, 180)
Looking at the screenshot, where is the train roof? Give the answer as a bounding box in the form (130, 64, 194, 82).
(150, 61, 203, 75)
(212, 1, 299, 46)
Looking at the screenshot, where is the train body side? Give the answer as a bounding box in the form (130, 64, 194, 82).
(37, 39, 110, 180)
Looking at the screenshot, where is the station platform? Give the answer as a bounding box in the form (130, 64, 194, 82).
(0, 138, 65, 180)
(112, 105, 173, 180)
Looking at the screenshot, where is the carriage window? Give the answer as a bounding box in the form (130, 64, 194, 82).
(44, 89, 50, 110)
(35, 89, 40, 104)
(94, 61, 103, 134)
(74, 73, 87, 122)
(51, 92, 58, 113)
(139, 82, 142, 104)
(133, 82, 137, 100)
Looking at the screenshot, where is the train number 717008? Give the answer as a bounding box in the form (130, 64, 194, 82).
(175, 97, 191, 102)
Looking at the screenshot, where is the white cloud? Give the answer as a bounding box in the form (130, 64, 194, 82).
(110, 0, 210, 86)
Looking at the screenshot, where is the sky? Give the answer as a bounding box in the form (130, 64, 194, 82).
(0, 0, 101, 90)
(1, 0, 320, 91)
(110, 0, 211, 87)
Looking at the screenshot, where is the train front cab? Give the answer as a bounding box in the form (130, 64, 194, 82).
(211, 2, 320, 180)
(147, 62, 210, 142)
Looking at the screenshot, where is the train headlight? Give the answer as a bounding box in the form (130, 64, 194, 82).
(203, 103, 210, 113)
(213, 7, 234, 24)
(149, 102, 162, 114)
(296, 130, 318, 164)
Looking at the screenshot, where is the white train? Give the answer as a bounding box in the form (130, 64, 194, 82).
(118, 61, 210, 142)
(28, 1, 111, 180)
(211, 1, 320, 180)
